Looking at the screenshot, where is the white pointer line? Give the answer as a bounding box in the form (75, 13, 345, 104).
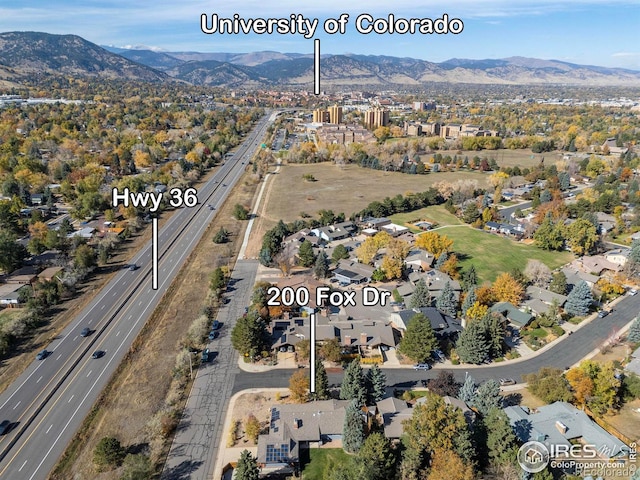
(152, 218, 158, 290)
(310, 313, 316, 393)
(314, 39, 320, 95)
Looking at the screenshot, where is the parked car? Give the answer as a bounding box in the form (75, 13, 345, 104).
(628, 289, 637, 296)
(92, 350, 105, 359)
(201, 348, 210, 362)
(208, 331, 218, 341)
(421, 379, 429, 388)
(0, 420, 10, 435)
(36, 349, 49, 360)
(499, 378, 517, 386)
(80, 327, 91, 337)
(597, 310, 609, 318)
(211, 320, 221, 330)
(413, 363, 431, 370)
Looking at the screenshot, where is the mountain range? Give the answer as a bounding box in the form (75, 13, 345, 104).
(1, 31, 639, 88)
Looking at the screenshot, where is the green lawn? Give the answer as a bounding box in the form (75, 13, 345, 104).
(390, 205, 463, 229)
(434, 226, 574, 283)
(301, 448, 351, 480)
(0, 309, 25, 329)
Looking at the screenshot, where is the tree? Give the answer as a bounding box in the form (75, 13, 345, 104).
(235, 450, 259, 480)
(366, 364, 387, 403)
(435, 281, 457, 317)
(355, 432, 396, 480)
(461, 265, 478, 292)
(485, 407, 519, 468)
(298, 240, 316, 267)
(415, 231, 453, 259)
(212, 227, 229, 244)
(473, 379, 502, 416)
(121, 453, 153, 480)
(343, 400, 365, 453)
(428, 448, 475, 480)
(566, 218, 598, 255)
(458, 374, 477, 404)
(549, 271, 567, 295)
(319, 337, 342, 363)
(313, 251, 330, 279)
(340, 359, 367, 406)
(462, 202, 480, 224)
(533, 216, 565, 250)
(409, 279, 430, 308)
(566, 367, 594, 408)
(398, 313, 439, 363)
(233, 203, 249, 220)
(524, 259, 552, 287)
(428, 371, 461, 397)
(93, 436, 125, 469)
(461, 287, 476, 316)
(456, 321, 489, 364)
(0, 230, 28, 273)
(628, 316, 640, 343)
(289, 369, 309, 403)
(312, 359, 330, 400)
(73, 243, 97, 270)
(355, 236, 379, 264)
(564, 280, 593, 316)
(231, 311, 269, 361)
(465, 301, 488, 322)
(524, 367, 573, 403)
(244, 414, 261, 443)
(332, 243, 350, 263)
(491, 272, 524, 305)
(210, 267, 227, 291)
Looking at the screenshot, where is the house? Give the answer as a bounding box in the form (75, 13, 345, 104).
(380, 223, 410, 237)
(311, 223, 353, 243)
(389, 307, 462, 338)
(490, 302, 533, 328)
(561, 267, 599, 289)
(333, 260, 374, 285)
(424, 270, 461, 300)
(67, 226, 95, 239)
(596, 212, 617, 234)
(405, 250, 435, 272)
(358, 217, 391, 229)
(604, 249, 630, 267)
(257, 400, 351, 474)
(525, 286, 568, 308)
(416, 395, 476, 425)
(504, 402, 629, 459)
(6, 266, 39, 285)
(0, 283, 28, 306)
(376, 397, 412, 439)
(486, 221, 500, 232)
(624, 346, 640, 376)
(37, 266, 63, 282)
(571, 256, 621, 275)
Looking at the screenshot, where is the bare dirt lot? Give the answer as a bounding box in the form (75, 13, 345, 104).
(245, 163, 490, 258)
(53, 168, 260, 479)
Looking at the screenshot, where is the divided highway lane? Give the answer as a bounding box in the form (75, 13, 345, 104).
(232, 293, 640, 390)
(0, 113, 273, 479)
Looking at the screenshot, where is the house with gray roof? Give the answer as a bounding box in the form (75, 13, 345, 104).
(389, 307, 462, 338)
(523, 286, 567, 317)
(561, 267, 599, 289)
(333, 260, 374, 285)
(624, 346, 640, 376)
(490, 302, 533, 328)
(376, 397, 412, 439)
(504, 402, 629, 460)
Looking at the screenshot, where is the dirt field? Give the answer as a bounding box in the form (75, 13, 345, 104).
(54, 167, 260, 479)
(245, 163, 490, 258)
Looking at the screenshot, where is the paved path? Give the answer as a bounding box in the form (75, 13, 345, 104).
(161, 260, 258, 480)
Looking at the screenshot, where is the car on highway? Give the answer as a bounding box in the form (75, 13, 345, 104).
(80, 327, 91, 337)
(597, 310, 609, 318)
(92, 350, 105, 359)
(499, 378, 517, 386)
(36, 349, 49, 360)
(128, 264, 138, 271)
(413, 363, 431, 370)
(0, 420, 10, 435)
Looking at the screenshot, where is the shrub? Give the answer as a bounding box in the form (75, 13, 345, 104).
(93, 436, 125, 470)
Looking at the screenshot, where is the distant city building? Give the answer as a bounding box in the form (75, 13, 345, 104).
(363, 107, 389, 129)
(312, 105, 343, 124)
(413, 101, 436, 111)
(328, 104, 343, 124)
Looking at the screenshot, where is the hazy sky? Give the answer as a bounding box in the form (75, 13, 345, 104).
(2, 1, 639, 69)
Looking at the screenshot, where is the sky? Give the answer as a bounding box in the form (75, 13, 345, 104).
(1, 1, 639, 70)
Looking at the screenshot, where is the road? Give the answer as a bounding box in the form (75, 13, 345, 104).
(233, 292, 640, 389)
(0, 113, 274, 480)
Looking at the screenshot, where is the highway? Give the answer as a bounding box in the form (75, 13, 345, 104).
(0, 112, 274, 480)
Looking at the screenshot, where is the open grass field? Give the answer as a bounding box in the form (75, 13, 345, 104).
(421, 148, 554, 170)
(433, 226, 574, 283)
(0, 309, 24, 328)
(245, 162, 490, 257)
(390, 204, 463, 229)
(301, 448, 351, 480)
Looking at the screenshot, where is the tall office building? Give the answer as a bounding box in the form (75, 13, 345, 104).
(328, 105, 343, 124)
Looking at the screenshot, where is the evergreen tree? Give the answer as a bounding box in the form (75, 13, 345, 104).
(473, 379, 502, 416)
(332, 244, 350, 263)
(435, 251, 448, 270)
(479, 313, 504, 359)
(564, 280, 593, 316)
(231, 311, 269, 361)
(340, 360, 367, 406)
(298, 240, 316, 267)
(235, 450, 259, 480)
(549, 271, 568, 295)
(461, 265, 478, 292)
(366, 364, 387, 403)
(485, 407, 519, 467)
(456, 321, 489, 364)
(629, 316, 640, 343)
(313, 251, 329, 279)
(435, 281, 457, 317)
(312, 359, 330, 400)
(355, 432, 396, 480)
(212, 227, 229, 244)
(462, 202, 480, 224)
(458, 374, 477, 404)
(461, 287, 477, 316)
(409, 279, 430, 308)
(343, 400, 365, 453)
(398, 313, 439, 363)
